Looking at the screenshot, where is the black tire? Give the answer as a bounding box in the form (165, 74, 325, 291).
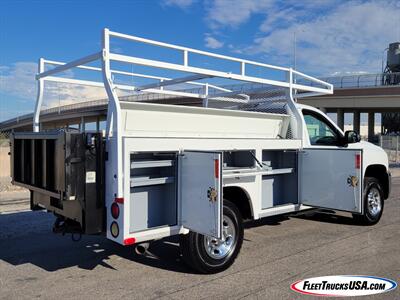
(179, 200, 244, 274)
(353, 177, 384, 225)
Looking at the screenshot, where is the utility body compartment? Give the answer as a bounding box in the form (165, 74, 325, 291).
(261, 150, 298, 209)
(129, 152, 178, 232)
(128, 150, 222, 239)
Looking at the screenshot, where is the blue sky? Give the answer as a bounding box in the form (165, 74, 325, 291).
(1, 0, 399, 122)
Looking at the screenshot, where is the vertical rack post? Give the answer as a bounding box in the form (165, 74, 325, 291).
(183, 50, 188, 67)
(285, 68, 304, 141)
(33, 58, 45, 132)
(102, 28, 124, 199)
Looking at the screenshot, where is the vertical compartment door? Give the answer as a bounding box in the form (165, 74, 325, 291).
(179, 151, 222, 239)
(299, 149, 362, 213)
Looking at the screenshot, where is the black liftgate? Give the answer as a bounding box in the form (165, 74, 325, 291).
(10, 130, 105, 234)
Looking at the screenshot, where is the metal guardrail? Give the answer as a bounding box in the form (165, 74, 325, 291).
(318, 72, 400, 89)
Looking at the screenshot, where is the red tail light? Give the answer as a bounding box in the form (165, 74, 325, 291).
(111, 202, 120, 219)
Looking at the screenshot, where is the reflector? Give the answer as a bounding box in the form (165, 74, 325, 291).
(124, 237, 136, 245)
(214, 159, 219, 178)
(115, 197, 124, 204)
(110, 221, 119, 238)
(355, 153, 361, 169)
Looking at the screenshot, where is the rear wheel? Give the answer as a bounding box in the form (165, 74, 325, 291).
(179, 200, 243, 274)
(353, 177, 384, 225)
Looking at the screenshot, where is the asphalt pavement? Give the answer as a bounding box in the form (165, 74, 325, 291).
(0, 178, 399, 299)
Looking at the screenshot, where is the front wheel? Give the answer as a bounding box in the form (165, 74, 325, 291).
(353, 177, 384, 225)
(179, 200, 244, 274)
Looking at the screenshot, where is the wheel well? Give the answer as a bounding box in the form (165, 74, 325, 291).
(223, 186, 253, 220)
(364, 164, 390, 199)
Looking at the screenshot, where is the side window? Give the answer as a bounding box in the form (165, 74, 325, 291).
(303, 110, 339, 146)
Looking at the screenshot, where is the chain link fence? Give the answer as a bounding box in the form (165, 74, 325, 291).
(0, 131, 11, 146)
(380, 135, 400, 163)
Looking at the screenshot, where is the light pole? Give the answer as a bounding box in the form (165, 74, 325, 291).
(293, 29, 305, 87)
(293, 29, 305, 71)
(293, 31, 297, 71)
(381, 47, 388, 73)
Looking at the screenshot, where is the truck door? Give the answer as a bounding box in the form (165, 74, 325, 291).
(299, 149, 362, 213)
(299, 109, 362, 213)
(179, 151, 222, 239)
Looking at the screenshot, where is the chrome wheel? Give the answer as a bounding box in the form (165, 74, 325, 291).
(204, 215, 236, 260)
(367, 187, 382, 217)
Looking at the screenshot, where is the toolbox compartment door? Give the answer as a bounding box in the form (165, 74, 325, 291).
(299, 149, 362, 213)
(179, 151, 222, 239)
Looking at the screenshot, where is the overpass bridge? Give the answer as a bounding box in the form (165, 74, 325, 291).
(0, 90, 205, 132)
(1, 72, 399, 141)
(298, 72, 400, 140)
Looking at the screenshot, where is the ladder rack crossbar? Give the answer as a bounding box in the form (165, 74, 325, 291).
(108, 30, 290, 72)
(39, 59, 232, 93)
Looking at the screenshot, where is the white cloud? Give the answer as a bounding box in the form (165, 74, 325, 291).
(206, 0, 339, 30)
(205, 0, 400, 75)
(42, 82, 107, 109)
(0, 62, 37, 99)
(251, 1, 400, 75)
(204, 35, 224, 49)
(0, 62, 107, 109)
(164, 0, 195, 9)
(206, 0, 274, 29)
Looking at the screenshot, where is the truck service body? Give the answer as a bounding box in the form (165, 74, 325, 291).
(10, 29, 391, 273)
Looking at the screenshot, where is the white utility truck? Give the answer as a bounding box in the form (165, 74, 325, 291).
(10, 29, 391, 273)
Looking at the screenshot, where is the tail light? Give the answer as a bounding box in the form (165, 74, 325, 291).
(111, 202, 120, 219)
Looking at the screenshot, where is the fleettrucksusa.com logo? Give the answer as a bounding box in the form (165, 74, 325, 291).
(291, 275, 397, 297)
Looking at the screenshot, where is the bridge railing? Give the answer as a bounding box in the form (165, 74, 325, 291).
(315, 72, 400, 89)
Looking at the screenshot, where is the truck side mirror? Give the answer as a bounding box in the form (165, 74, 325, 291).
(344, 130, 361, 144)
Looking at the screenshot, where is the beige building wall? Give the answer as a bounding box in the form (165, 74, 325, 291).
(0, 146, 11, 178)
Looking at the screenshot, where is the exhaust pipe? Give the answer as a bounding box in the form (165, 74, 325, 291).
(135, 242, 150, 255)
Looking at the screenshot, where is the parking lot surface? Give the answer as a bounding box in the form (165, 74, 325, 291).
(0, 178, 399, 299)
